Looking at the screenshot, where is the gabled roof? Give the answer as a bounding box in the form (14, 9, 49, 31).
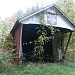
(10, 4, 75, 34)
(19, 4, 75, 27)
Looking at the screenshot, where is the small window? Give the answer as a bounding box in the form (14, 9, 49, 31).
(32, 16, 33, 21)
(28, 18, 29, 21)
(47, 13, 57, 25)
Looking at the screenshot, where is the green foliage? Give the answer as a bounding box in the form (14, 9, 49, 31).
(38, 13, 45, 25)
(56, 0, 75, 51)
(1, 22, 7, 35)
(56, 0, 75, 22)
(25, 5, 39, 16)
(34, 13, 53, 58)
(34, 13, 63, 61)
(55, 31, 63, 49)
(68, 32, 75, 50)
(1, 62, 75, 75)
(0, 34, 15, 73)
(34, 36, 44, 54)
(0, 48, 13, 73)
(4, 34, 15, 50)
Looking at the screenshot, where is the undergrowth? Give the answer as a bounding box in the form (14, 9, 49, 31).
(0, 61, 75, 75)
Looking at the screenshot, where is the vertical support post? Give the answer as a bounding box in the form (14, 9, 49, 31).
(52, 34, 58, 62)
(64, 32, 72, 54)
(19, 24, 23, 64)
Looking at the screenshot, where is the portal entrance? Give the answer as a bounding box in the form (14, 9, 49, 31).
(22, 24, 54, 62)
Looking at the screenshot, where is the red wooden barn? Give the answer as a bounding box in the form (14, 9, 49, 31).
(10, 4, 75, 64)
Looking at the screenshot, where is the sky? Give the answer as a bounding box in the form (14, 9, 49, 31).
(0, 0, 57, 20)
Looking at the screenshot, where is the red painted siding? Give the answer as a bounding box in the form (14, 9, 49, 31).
(13, 25, 21, 64)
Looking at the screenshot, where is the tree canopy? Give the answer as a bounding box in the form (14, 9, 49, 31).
(56, 0, 75, 50)
(56, 0, 75, 22)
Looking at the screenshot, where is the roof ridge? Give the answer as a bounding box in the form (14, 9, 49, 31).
(19, 3, 55, 21)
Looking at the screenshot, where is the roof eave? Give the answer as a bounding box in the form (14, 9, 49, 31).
(10, 20, 21, 34)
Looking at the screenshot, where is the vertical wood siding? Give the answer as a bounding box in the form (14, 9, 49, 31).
(13, 25, 21, 64)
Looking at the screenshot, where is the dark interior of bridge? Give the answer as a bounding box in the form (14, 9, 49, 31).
(22, 24, 72, 62)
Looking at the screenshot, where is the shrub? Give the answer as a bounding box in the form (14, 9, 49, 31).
(0, 34, 15, 73)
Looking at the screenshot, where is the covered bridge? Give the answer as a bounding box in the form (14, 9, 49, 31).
(10, 4, 75, 63)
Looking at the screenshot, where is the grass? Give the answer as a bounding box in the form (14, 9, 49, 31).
(0, 61, 75, 75)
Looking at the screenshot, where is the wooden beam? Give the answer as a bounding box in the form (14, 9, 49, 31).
(19, 24, 23, 64)
(64, 32, 72, 54)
